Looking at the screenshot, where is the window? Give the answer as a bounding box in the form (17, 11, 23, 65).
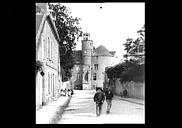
(48, 73, 50, 94)
(93, 73, 96, 80)
(50, 73, 52, 94)
(51, 40, 53, 61)
(53, 74, 54, 97)
(94, 64, 98, 70)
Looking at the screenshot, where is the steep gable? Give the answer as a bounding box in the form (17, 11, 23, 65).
(36, 14, 44, 35)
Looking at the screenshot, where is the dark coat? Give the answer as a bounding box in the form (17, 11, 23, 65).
(123, 90, 128, 96)
(71, 90, 73, 95)
(94, 91, 105, 104)
(105, 91, 113, 100)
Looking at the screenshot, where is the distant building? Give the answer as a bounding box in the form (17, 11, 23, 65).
(71, 33, 117, 90)
(36, 3, 62, 110)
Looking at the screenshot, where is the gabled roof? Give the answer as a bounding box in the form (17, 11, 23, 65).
(36, 4, 60, 43)
(36, 14, 60, 43)
(36, 13, 47, 45)
(36, 14, 44, 34)
(36, 4, 46, 35)
(46, 15, 60, 42)
(94, 45, 114, 57)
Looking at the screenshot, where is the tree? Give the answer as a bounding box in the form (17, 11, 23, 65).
(106, 60, 144, 83)
(48, 3, 83, 82)
(137, 25, 145, 42)
(106, 26, 145, 83)
(123, 25, 145, 63)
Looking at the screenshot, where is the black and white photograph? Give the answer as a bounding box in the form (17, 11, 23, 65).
(36, 2, 145, 124)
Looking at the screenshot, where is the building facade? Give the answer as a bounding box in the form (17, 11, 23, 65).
(71, 33, 117, 90)
(36, 3, 62, 110)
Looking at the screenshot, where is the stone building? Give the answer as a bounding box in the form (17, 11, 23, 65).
(71, 33, 117, 90)
(36, 3, 62, 110)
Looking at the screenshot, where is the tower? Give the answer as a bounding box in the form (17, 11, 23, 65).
(81, 33, 93, 90)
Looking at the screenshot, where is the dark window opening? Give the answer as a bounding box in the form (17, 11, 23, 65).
(94, 64, 98, 70)
(93, 73, 96, 80)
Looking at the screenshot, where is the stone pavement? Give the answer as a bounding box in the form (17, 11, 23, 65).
(36, 96, 71, 124)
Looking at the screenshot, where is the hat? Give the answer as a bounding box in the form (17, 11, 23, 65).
(97, 87, 102, 91)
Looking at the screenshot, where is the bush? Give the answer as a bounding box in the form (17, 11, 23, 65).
(106, 61, 144, 83)
(120, 64, 144, 82)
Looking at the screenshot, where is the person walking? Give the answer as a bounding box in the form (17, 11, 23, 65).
(105, 89, 113, 114)
(93, 88, 105, 116)
(71, 89, 74, 96)
(67, 89, 70, 96)
(123, 89, 128, 98)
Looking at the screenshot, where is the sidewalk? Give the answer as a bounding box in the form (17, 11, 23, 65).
(36, 96, 71, 124)
(114, 95, 145, 105)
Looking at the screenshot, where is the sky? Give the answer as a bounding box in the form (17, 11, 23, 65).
(58, 3, 145, 60)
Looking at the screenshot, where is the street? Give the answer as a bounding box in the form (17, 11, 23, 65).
(36, 3, 145, 125)
(57, 90, 145, 124)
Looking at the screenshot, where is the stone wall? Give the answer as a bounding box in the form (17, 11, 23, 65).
(114, 79, 145, 99)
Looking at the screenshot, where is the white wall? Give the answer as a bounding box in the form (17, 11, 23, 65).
(36, 17, 61, 108)
(92, 56, 116, 88)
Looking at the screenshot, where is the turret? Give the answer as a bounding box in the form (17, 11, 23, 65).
(82, 33, 93, 65)
(81, 32, 93, 90)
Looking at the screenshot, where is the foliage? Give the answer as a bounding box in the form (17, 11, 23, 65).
(123, 25, 145, 63)
(106, 25, 145, 83)
(106, 60, 136, 79)
(61, 53, 76, 81)
(106, 59, 144, 83)
(120, 64, 145, 82)
(48, 3, 83, 82)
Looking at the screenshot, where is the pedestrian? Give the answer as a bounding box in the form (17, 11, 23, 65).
(93, 88, 105, 116)
(71, 89, 74, 96)
(68, 89, 72, 97)
(60, 89, 63, 96)
(123, 89, 128, 98)
(67, 89, 70, 96)
(63, 89, 66, 96)
(105, 89, 113, 114)
(65, 89, 68, 96)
